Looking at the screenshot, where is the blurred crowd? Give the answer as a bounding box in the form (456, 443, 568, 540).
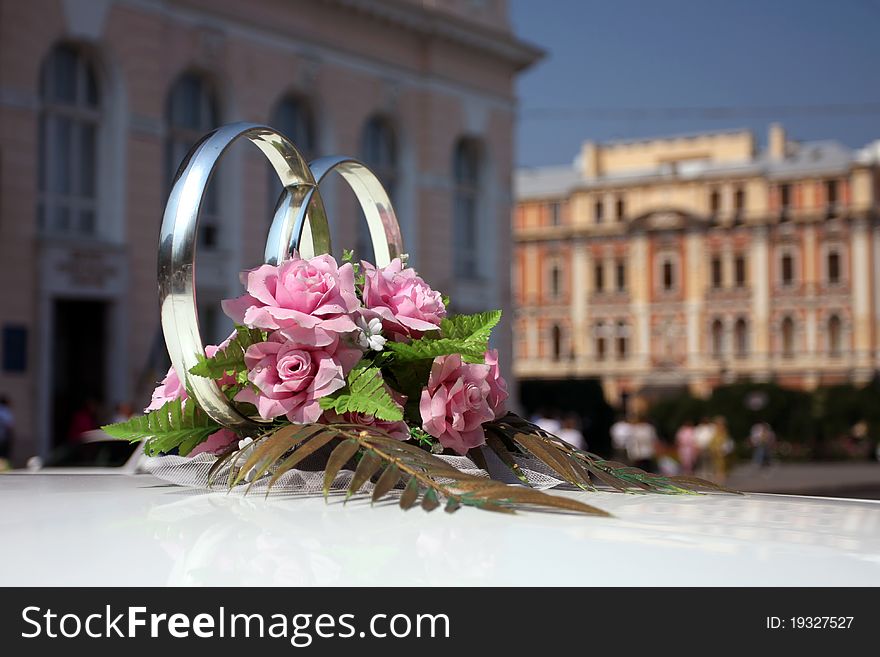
(530, 407, 793, 485)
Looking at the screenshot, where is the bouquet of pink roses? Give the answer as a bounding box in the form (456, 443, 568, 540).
(106, 251, 721, 516)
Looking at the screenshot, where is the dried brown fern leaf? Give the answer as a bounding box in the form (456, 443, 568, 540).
(243, 423, 611, 516)
(487, 413, 738, 495)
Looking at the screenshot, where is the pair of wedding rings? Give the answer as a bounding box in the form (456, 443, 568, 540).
(158, 122, 404, 430)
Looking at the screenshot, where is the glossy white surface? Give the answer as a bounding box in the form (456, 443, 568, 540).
(1, 474, 878, 586)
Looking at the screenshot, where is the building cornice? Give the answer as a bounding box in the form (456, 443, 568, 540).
(320, 0, 545, 70)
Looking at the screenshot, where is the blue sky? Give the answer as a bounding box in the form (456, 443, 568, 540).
(510, 0, 880, 167)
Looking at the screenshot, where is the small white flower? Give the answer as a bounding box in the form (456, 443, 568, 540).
(238, 436, 254, 451)
(356, 315, 387, 351)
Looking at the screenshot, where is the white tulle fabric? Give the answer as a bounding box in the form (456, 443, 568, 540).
(144, 446, 566, 495)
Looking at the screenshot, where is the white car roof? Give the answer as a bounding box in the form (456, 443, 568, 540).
(1, 474, 878, 586)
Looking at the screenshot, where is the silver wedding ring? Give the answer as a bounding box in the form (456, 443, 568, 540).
(158, 122, 403, 430)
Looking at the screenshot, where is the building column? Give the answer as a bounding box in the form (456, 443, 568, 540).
(752, 225, 771, 379)
(571, 241, 588, 361)
(851, 218, 873, 381)
(686, 229, 704, 367)
(631, 231, 650, 365)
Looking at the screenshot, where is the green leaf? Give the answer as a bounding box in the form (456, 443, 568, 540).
(440, 310, 501, 342)
(188, 325, 267, 380)
(319, 366, 404, 421)
(101, 398, 220, 457)
(384, 310, 502, 364)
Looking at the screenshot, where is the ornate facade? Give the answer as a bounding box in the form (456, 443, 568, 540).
(513, 125, 880, 407)
(0, 0, 539, 461)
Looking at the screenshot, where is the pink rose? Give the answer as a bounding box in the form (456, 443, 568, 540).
(322, 388, 409, 440)
(144, 343, 232, 412)
(222, 253, 360, 347)
(189, 428, 239, 457)
(484, 349, 509, 419)
(361, 258, 446, 338)
(234, 333, 361, 424)
(419, 354, 494, 455)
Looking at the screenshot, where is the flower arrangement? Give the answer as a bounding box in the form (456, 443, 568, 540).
(105, 250, 725, 516)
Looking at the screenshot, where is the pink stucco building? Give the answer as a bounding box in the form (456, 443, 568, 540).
(0, 0, 540, 461)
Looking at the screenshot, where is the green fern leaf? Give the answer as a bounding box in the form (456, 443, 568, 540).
(101, 398, 221, 457)
(189, 325, 267, 380)
(440, 310, 501, 342)
(385, 310, 502, 364)
(318, 366, 404, 421)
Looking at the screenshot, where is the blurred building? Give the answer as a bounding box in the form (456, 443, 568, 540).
(0, 0, 540, 461)
(514, 124, 880, 408)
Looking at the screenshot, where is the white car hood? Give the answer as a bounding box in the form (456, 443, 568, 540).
(1, 474, 878, 586)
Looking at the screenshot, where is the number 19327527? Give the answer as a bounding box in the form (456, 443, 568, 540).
(766, 616, 854, 629)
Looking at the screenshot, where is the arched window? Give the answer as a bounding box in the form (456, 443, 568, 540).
(38, 44, 100, 236)
(780, 252, 795, 286)
(828, 314, 842, 357)
(710, 318, 725, 359)
(452, 138, 481, 279)
(594, 322, 607, 361)
(166, 72, 219, 248)
(359, 115, 398, 263)
(615, 321, 629, 360)
(268, 95, 316, 218)
(709, 187, 721, 220)
(549, 263, 561, 299)
(781, 316, 795, 358)
(551, 325, 562, 361)
(827, 250, 841, 285)
(734, 318, 748, 359)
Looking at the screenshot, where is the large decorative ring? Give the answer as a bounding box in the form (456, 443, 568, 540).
(158, 122, 330, 430)
(265, 156, 404, 267)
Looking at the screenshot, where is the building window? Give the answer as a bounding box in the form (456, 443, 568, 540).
(615, 260, 626, 292)
(710, 319, 725, 359)
(828, 314, 842, 357)
(551, 325, 563, 361)
(734, 318, 748, 359)
(361, 115, 399, 264)
(734, 254, 747, 287)
(594, 198, 604, 224)
(549, 201, 561, 226)
(660, 257, 676, 292)
(615, 321, 629, 360)
(780, 252, 795, 286)
(733, 186, 745, 223)
(594, 261, 604, 293)
(827, 250, 841, 285)
(268, 95, 315, 218)
(781, 316, 795, 358)
(594, 323, 606, 361)
(451, 138, 480, 280)
(826, 179, 838, 218)
(38, 44, 100, 236)
(167, 72, 220, 248)
(710, 256, 723, 289)
(549, 263, 561, 299)
(615, 196, 625, 221)
(709, 188, 721, 220)
(779, 183, 792, 221)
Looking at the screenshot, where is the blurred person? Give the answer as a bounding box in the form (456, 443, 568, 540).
(0, 395, 13, 471)
(532, 408, 561, 435)
(67, 398, 98, 443)
(675, 420, 698, 475)
(627, 416, 658, 472)
(556, 414, 586, 451)
(749, 421, 776, 468)
(610, 413, 632, 462)
(112, 402, 135, 424)
(693, 417, 716, 478)
(709, 417, 733, 483)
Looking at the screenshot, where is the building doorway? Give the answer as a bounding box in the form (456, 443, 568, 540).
(51, 299, 107, 446)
